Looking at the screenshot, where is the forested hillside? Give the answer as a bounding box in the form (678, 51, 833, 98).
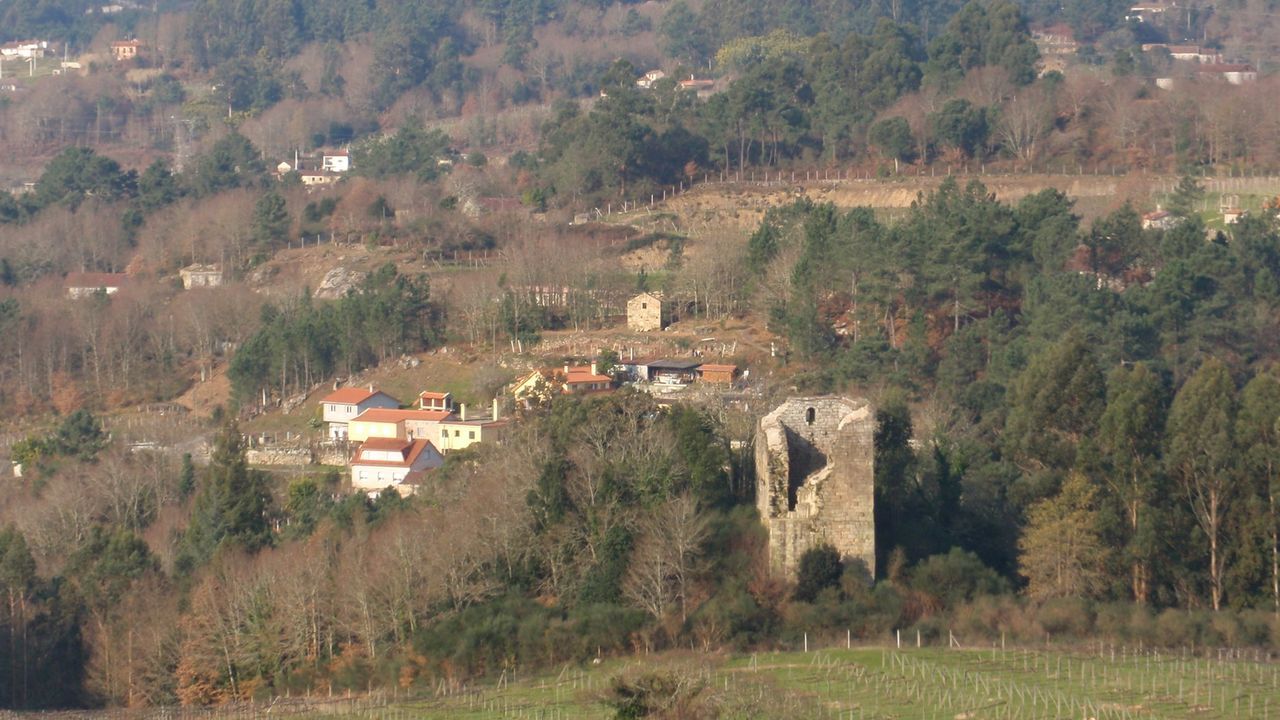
(3, 175, 1280, 708)
(2, 0, 1280, 713)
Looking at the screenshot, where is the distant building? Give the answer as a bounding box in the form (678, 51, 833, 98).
(321, 149, 350, 173)
(1, 40, 49, 59)
(347, 408, 452, 444)
(418, 391, 455, 412)
(1032, 26, 1078, 55)
(110, 39, 142, 62)
(1141, 208, 1180, 230)
(1148, 44, 1224, 63)
(1125, 2, 1171, 22)
(300, 171, 340, 187)
(698, 363, 739, 384)
(678, 76, 717, 98)
(563, 363, 613, 394)
(320, 386, 400, 440)
(1197, 63, 1257, 85)
(1223, 208, 1245, 224)
(350, 437, 443, 496)
(436, 400, 509, 452)
(636, 69, 666, 89)
(462, 196, 524, 218)
(65, 272, 129, 298)
(179, 264, 223, 289)
(645, 359, 700, 386)
(627, 291, 667, 331)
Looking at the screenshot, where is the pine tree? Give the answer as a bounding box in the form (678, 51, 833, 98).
(1167, 173, 1205, 219)
(252, 190, 289, 249)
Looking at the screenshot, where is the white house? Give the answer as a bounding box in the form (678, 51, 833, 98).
(300, 171, 340, 187)
(320, 386, 400, 439)
(350, 437, 443, 496)
(1198, 63, 1257, 85)
(636, 69, 666, 89)
(1, 41, 49, 59)
(321, 150, 350, 173)
(65, 272, 129, 298)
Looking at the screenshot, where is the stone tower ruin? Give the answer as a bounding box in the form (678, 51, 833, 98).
(755, 396, 876, 578)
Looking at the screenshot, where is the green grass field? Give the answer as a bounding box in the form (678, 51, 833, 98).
(295, 645, 1280, 719)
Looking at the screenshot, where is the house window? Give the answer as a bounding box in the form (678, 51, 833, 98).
(455, 430, 461, 437)
(641, 302, 648, 309)
(469, 431, 476, 440)
(441, 429, 447, 438)
(806, 407, 815, 425)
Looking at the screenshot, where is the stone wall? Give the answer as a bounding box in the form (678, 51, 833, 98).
(246, 447, 312, 466)
(755, 396, 875, 578)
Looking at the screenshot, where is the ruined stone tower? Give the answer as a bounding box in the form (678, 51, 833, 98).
(755, 396, 875, 578)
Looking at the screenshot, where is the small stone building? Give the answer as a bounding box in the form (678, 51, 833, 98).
(627, 291, 667, 331)
(180, 264, 223, 289)
(755, 396, 876, 578)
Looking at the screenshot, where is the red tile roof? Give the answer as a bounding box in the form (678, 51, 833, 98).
(353, 408, 452, 423)
(565, 367, 611, 384)
(352, 438, 437, 467)
(323, 387, 391, 405)
(698, 364, 738, 373)
(419, 391, 451, 400)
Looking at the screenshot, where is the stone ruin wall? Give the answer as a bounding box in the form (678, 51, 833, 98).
(755, 396, 876, 578)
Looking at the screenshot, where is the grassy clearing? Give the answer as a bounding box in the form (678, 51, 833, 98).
(300, 646, 1280, 719)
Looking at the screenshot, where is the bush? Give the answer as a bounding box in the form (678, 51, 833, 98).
(794, 544, 843, 602)
(910, 548, 1008, 609)
(1154, 608, 1206, 648)
(1036, 597, 1094, 639)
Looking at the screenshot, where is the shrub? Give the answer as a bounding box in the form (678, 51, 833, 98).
(794, 544, 843, 602)
(910, 548, 1008, 609)
(1036, 597, 1094, 639)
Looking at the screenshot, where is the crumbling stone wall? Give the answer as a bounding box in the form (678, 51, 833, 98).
(755, 396, 876, 578)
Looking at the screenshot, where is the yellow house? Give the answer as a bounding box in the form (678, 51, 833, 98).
(436, 418, 509, 452)
(347, 408, 452, 443)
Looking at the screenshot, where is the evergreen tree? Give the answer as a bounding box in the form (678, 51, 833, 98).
(1166, 173, 1205, 219)
(1097, 362, 1168, 603)
(252, 190, 290, 249)
(176, 422, 272, 574)
(1003, 330, 1106, 487)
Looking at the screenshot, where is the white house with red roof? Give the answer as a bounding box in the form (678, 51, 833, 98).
(350, 437, 443, 496)
(321, 386, 400, 439)
(321, 149, 350, 173)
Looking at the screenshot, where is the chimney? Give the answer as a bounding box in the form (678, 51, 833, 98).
(564, 363, 570, 375)
(492, 397, 500, 421)
(368, 383, 374, 392)
(460, 403, 467, 422)
(591, 361, 598, 375)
